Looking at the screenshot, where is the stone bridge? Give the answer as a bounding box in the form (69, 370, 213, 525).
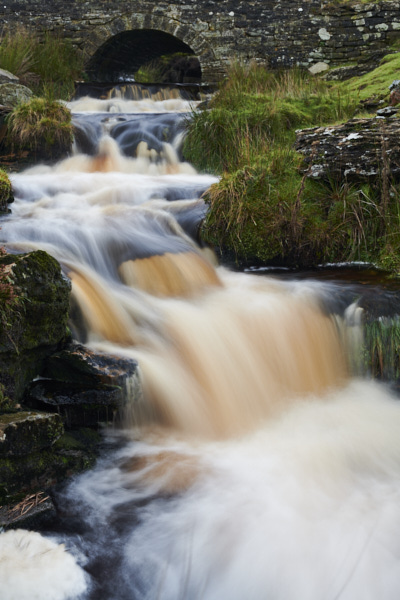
(2, 1, 400, 82)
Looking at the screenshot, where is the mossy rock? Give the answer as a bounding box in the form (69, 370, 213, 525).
(0, 83, 32, 108)
(0, 250, 71, 405)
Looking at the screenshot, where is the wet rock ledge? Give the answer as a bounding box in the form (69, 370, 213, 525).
(0, 250, 140, 514)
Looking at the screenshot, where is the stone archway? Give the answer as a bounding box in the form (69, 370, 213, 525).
(83, 12, 218, 83)
(86, 29, 201, 83)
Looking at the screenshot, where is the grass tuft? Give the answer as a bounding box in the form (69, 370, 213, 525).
(6, 97, 73, 160)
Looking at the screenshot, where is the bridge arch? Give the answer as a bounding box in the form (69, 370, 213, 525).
(86, 30, 201, 83)
(83, 13, 218, 83)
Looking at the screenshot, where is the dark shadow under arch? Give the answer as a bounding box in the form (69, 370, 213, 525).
(85, 29, 202, 83)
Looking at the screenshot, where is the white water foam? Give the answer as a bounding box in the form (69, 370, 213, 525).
(0, 529, 88, 600)
(67, 96, 199, 114)
(54, 379, 400, 600)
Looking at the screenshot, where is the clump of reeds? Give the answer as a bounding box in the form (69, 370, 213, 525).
(363, 317, 400, 381)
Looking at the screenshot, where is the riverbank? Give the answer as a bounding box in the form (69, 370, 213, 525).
(184, 55, 400, 272)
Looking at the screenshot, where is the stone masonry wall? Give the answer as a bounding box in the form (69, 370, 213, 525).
(1, 1, 400, 81)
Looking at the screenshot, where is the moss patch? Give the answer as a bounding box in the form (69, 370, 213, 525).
(0, 168, 12, 211)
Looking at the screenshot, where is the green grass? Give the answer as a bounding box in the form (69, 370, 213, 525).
(0, 26, 84, 100)
(334, 53, 400, 107)
(364, 317, 400, 381)
(184, 63, 358, 174)
(202, 162, 392, 267)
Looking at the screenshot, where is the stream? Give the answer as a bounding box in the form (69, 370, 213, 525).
(1, 86, 400, 600)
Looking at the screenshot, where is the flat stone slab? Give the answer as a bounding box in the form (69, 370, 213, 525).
(27, 380, 132, 428)
(43, 342, 139, 388)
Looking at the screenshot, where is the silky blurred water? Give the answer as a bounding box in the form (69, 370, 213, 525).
(1, 90, 400, 600)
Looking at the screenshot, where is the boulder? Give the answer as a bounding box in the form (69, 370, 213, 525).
(43, 342, 139, 389)
(389, 80, 400, 106)
(295, 110, 400, 181)
(308, 62, 329, 75)
(0, 83, 32, 108)
(27, 380, 129, 429)
(0, 69, 19, 84)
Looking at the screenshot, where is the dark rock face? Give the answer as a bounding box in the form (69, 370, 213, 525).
(3, 1, 400, 82)
(27, 344, 141, 428)
(43, 342, 139, 389)
(0, 428, 101, 505)
(295, 110, 400, 181)
(0, 250, 71, 406)
(0, 411, 63, 457)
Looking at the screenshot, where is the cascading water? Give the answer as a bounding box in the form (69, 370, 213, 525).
(1, 87, 400, 600)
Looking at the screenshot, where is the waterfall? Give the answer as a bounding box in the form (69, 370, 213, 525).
(1, 89, 400, 600)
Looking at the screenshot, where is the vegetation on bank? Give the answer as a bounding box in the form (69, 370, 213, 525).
(184, 58, 400, 271)
(0, 26, 84, 100)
